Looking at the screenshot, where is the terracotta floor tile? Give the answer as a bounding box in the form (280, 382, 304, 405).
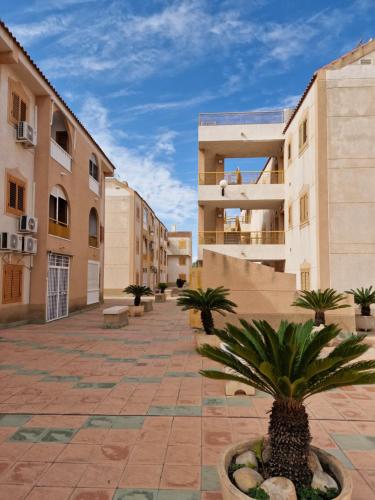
(27, 486, 73, 500)
(165, 444, 201, 465)
(78, 463, 124, 488)
(0, 461, 48, 484)
(346, 451, 375, 470)
(22, 443, 66, 462)
(37, 462, 87, 486)
(91, 444, 131, 463)
(160, 464, 201, 490)
(119, 463, 163, 488)
(202, 492, 223, 500)
(56, 444, 95, 463)
(0, 484, 32, 500)
(71, 429, 109, 445)
(69, 488, 115, 500)
(351, 470, 375, 499)
(0, 442, 32, 461)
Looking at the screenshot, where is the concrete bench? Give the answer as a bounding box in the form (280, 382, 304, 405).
(103, 306, 129, 329)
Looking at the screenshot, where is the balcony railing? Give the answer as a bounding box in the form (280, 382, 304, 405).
(50, 138, 72, 172)
(199, 109, 286, 126)
(89, 235, 99, 248)
(199, 231, 285, 245)
(49, 219, 70, 239)
(89, 175, 100, 195)
(199, 170, 284, 185)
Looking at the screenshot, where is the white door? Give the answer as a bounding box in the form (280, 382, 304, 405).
(47, 253, 70, 322)
(87, 260, 100, 305)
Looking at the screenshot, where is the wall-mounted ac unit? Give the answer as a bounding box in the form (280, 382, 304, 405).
(0, 232, 23, 252)
(19, 215, 38, 233)
(16, 121, 36, 147)
(22, 236, 37, 254)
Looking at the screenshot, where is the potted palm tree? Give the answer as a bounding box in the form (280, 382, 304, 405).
(347, 286, 375, 332)
(198, 319, 375, 499)
(292, 288, 349, 326)
(176, 278, 186, 289)
(177, 287, 237, 347)
(155, 282, 168, 303)
(123, 285, 153, 316)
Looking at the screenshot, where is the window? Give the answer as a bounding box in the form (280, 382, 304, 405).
(89, 154, 99, 181)
(49, 186, 70, 239)
(136, 271, 140, 285)
(287, 141, 292, 162)
(6, 173, 26, 216)
(299, 116, 308, 151)
(299, 192, 309, 225)
(178, 239, 187, 250)
(179, 256, 187, 266)
(136, 237, 140, 255)
(288, 203, 293, 229)
(51, 110, 70, 153)
(88, 208, 99, 247)
(143, 208, 148, 228)
(8, 79, 28, 126)
(300, 267, 310, 291)
(136, 206, 140, 221)
(2, 264, 23, 304)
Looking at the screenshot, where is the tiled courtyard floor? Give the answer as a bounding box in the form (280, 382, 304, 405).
(0, 300, 374, 499)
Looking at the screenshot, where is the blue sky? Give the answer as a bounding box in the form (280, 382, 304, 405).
(2, 0, 375, 257)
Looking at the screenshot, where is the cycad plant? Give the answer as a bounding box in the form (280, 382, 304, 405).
(347, 286, 375, 316)
(158, 283, 168, 294)
(177, 287, 237, 334)
(198, 319, 375, 487)
(292, 288, 349, 326)
(123, 285, 153, 306)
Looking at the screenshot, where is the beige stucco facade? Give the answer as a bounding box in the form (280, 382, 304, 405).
(104, 178, 168, 295)
(167, 230, 192, 285)
(0, 21, 115, 326)
(198, 40, 375, 293)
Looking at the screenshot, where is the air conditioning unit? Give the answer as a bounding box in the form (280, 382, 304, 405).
(0, 232, 23, 252)
(16, 121, 36, 147)
(19, 215, 38, 233)
(22, 236, 37, 254)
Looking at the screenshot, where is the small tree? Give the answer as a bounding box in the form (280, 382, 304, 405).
(292, 288, 349, 326)
(177, 287, 237, 334)
(347, 286, 375, 316)
(198, 319, 375, 487)
(123, 285, 153, 306)
(158, 283, 168, 294)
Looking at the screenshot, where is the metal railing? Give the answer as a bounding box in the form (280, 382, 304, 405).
(199, 109, 286, 126)
(199, 231, 285, 245)
(198, 170, 284, 185)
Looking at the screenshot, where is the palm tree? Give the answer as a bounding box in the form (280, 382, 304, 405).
(197, 319, 375, 487)
(292, 288, 349, 326)
(177, 287, 237, 334)
(347, 286, 375, 316)
(123, 285, 153, 306)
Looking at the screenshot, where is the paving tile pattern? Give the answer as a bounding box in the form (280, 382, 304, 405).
(0, 300, 374, 499)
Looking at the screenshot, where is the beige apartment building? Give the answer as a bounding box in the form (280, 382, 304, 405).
(104, 178, 168, 295)
(167, 229, 192, 284)
(0, 21, 115, 326)
(198, 39, 375, 295)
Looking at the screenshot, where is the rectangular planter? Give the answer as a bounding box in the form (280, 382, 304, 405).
(128, 305, 145, 317)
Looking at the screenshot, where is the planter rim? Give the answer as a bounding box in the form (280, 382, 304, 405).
(218, 437, 352, 500)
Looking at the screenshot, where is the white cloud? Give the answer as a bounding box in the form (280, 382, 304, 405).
(10, 16, 72, 44)
(79, 97, 197, 226)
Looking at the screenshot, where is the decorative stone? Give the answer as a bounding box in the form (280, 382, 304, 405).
(233, 467, 263, 492)
(262, 444, 271, 463)
(235, 450, 258, 469)
(308, 451, 323, 473)
(260, 477, 297, 500)
(311, 470, 338, 492)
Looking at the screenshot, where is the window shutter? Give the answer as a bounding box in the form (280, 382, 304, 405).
(8, 180, 17, 209)
(20, 100, 27, 122)
(17, 185, 25, 212)
(2, 264, 23, 304)
(11, 92, 20, 122)
(100, 225, 104, 243)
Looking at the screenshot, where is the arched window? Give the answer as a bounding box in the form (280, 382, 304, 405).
(49, 185, 70, 239)
(89, 208, 99, 247)
(51, 110, 70, 153)
(89, 154, 99, 181)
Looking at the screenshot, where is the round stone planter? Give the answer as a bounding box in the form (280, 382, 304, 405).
(218, 438, 352, 500)
(195, 332, 221, 348)
(355, 314, 374, 332)
(155, 293, 167, 303)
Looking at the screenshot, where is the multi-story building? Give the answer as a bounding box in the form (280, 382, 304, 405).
(167, 229, 192, 284)
(198, 39, 375, 293)
(104, 178, 168, 295)
(0, 21, 115, 326)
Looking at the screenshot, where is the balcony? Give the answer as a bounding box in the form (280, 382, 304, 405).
(199, 110, 286, 126)
(198, 230, 285, 261)
(198, 169, 285, 209)
(89, 175, 100, 195)
(49, 219, 70, 239)
(50, 138, 72, 172)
